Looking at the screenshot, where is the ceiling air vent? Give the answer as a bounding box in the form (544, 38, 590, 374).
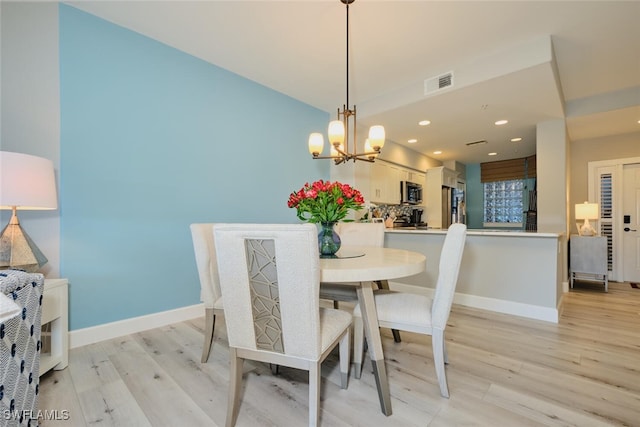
(424, 71, 454, 95)
(465, 140, 488, 147)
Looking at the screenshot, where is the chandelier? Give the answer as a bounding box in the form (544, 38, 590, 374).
(308, 0, 385, 165)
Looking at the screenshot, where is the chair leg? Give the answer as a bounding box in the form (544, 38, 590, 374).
(352, 315, 364, 379)
(374, 280, 402, 343)
(201, 308, 216, 363)
(226, 348, 244, 427)
(432, 329, 450, 398)
(443, 339, 449, 365)
(339, 329, 350, 389)
(270, 364, 280, 375)
(309, 363, 321, 427)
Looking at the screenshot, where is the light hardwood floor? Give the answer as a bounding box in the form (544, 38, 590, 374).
(39, 281, 640, 426)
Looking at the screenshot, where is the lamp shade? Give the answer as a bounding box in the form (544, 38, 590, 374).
(575, 202, 598, 220)
(0, 151, 57, 210)
(368, 125, 385, 150)
(308, 133, 324, 156)
(328, 120, 345, 146)
(0, 151, 57, 272)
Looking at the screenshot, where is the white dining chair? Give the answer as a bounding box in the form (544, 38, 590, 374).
(352, 223, 467, 398)
(214, 223, 352, 427)
(190, 223, 225, 363)
(319, 222, 402, 343)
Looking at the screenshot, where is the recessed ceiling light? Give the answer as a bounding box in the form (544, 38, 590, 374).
(488, 152, 498, 156)
(433, 150, 442, 155)
(418, 120, 431, 126)
(511, 137, 522, 142)
(495, 120, 508, 126)
(408, 139, 417, 144)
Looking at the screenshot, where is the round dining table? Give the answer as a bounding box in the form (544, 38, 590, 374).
(319, 246, 426, 416)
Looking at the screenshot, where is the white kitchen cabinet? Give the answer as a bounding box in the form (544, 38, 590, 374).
(370, 161, 400, 205)
(387, 164, 402, 204)
(425, 166, 459, 228)
(407, 171, 425, 185)
(443, 167, 458, 188)
(370, 162, 425, 205)
(398, 168, 425, 185)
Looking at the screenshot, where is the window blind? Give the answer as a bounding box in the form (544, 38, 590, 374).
(480, 155, 536, 182)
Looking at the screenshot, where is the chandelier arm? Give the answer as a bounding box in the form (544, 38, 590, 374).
(351, 150, 381, 157)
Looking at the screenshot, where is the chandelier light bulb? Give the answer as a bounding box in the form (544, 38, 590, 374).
(364, 139, 378, 160)
(308, 133, 325, 156)
(328, 120, 345, 146)
(368, 125, 385, 150)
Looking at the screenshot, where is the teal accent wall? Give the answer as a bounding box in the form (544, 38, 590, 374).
(59, 5, 329, 330)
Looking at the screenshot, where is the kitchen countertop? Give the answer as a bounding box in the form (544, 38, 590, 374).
(385, 228, 561, 238)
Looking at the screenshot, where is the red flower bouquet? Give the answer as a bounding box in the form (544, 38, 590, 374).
(287, 180, 365, 223)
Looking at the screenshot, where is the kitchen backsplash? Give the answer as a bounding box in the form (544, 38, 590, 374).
(366, 204, 419, 221)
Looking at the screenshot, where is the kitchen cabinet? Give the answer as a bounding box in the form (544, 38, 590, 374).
(425, 166, 459, 228)
(401, 170, 426, 186)
(370, 162, 426, 205)
(371, 161, 401, 205)
(443, 167, 458, 188)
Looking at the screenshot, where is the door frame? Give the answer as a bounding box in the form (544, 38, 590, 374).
(588, 156, 640, 282)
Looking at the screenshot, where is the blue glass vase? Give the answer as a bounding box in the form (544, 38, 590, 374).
(318, 222, 341, 258)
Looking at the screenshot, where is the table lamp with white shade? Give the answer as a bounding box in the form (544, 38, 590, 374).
(575, 201, 599, 236)
(0, 151, 58, 272)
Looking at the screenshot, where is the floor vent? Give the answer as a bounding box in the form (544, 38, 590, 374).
(424, 71, 454, 95)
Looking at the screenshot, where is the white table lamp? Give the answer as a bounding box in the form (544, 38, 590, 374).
(575, 202, 598, 236)
(0, 151, 58, 271)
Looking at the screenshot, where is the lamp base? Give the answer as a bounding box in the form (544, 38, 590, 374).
(577, 219, 597, 237)
(0, 212, 48, 272)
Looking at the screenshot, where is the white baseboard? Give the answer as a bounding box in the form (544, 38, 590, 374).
(389, 282, 559, 323)
(71, 280, 561, 349)
(69, 303, 204, 349)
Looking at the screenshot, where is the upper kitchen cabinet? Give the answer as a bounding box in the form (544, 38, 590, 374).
(401, 169, 426, 186)
(426, 166, 459, 189)
(370, 161, 427, 205)
(370, 161, 401, 205)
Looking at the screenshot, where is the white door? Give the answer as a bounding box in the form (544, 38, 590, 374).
(623, 163, 640, 283)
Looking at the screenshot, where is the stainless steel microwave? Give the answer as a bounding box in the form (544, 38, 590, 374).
(401, 181, 423, 204)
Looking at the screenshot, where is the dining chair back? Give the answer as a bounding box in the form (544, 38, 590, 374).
(190, 223, 225, 363)
(214, 223, 352, 427)
(431, 223, 467, 331)
(352, 223, 467, 398)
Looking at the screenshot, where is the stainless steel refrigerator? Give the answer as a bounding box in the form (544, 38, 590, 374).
(442, 186, 466, 228)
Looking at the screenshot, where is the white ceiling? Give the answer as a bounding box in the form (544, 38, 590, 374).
(68, 0, 640, 165)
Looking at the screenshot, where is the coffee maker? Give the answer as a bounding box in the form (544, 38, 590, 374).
(410, 208, 424, 225)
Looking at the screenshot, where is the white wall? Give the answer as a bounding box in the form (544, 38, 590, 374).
(385, 230, 562, 322)
(1, 2, 61, 277)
